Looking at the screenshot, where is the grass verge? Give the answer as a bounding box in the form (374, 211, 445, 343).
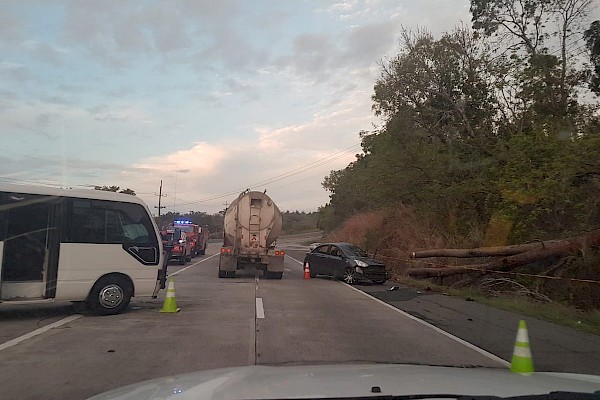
(393, 276, 600, 336)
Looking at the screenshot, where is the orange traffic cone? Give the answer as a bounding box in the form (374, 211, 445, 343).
(159, 278, 181, 313)
(303, 262, 311, 279)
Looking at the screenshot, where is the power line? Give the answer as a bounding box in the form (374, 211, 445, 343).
(168, 143, 361, 206)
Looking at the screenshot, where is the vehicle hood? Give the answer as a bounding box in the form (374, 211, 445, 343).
(87, 363, 600, 400)
(353, 256, 385, 266)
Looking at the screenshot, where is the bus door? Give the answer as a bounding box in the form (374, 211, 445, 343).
(0, 193, 61, 301)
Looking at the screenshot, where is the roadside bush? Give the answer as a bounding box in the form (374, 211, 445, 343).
(324, 204, 480, 275)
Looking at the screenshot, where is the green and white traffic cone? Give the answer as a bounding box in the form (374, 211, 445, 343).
(159, 278, 181, 313)
(510, 320, 534, 375)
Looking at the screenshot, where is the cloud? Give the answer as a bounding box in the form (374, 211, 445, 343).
(131, 142, 227, 176)
(0, 6, 23, 45)
(256, 89, 375, 152)
(0, 62, 34, 83)
(0, 152, 130, 186)
(273, 17, 400, 90)
(90, 105, 153, 123)
(59, 0, 268, 72)
(114, 87, 373, 213)
(21, 40, 69, 65)
(1, 0, 480, 214)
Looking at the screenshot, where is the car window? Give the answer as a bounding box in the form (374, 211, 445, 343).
(314, 245, 330, 254)
(344, 245, 369, 258)
(329, 246, 342, 257)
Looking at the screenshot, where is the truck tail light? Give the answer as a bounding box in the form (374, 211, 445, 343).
(275, 250, 285, 256)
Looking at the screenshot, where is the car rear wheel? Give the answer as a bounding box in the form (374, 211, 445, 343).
(343, 267, 356, 284)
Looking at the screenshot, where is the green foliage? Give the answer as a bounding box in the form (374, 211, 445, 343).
(281, 211, 319, 234)
(94, 185, 136, 195)
(320, 12, 599, 245)
(491, 131, 600, 241)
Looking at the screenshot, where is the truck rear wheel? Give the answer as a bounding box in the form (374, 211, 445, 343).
(199, 246, 206, 256)
(178, 254, 186, 265)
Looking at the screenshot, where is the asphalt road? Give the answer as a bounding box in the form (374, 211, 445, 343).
(0, 240, 598, 400)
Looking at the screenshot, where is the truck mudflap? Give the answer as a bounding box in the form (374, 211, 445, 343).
(266, 254, 284, 272)
(219, 250, 237, 272)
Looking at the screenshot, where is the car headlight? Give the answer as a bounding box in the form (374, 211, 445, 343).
(354, 259, 368, 267)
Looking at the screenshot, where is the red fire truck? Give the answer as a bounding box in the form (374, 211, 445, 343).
(169, 220, 209, 256)
(160, 227, 193, 265)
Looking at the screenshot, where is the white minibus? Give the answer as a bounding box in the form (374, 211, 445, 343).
(0, 184, 168, 315)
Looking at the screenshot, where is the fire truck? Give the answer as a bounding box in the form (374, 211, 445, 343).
(160, 227, 193, 265)
(169, 220, 209, 256)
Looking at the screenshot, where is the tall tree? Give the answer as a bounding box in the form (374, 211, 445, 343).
(584, 20, 600, 95)
(470, 0, 594, 123)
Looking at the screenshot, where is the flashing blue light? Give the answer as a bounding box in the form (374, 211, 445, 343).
(174, 220, 193, 224)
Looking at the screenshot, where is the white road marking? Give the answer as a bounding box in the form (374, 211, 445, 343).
(291, 252, 508, 366)
(0, 252, 218, 353)
(0, 314, 82, 352)
(286, 255, 304, 265)
(168, 252, 219, 277)
(343, 283, 511, 367)
(256, 297, 265, 319)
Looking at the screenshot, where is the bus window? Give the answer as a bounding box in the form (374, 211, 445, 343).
(67, 200, 156, 247)
(63, 199, 159, 266)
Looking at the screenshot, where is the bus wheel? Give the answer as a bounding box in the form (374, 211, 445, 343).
(88, 275, 132, 315)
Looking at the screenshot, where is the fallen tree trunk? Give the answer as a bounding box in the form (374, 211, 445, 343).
(410, 229, 600, 259)
(408, 231, 600, 279)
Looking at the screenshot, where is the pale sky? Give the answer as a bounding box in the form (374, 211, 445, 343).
(1, 0, 472, 214)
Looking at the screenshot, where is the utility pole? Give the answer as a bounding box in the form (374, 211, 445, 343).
(220, 201, 229, 216)
(154, 180, 167, 217)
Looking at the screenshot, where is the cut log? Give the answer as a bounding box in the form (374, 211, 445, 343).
(408, 233, 600, 279)
(410, 229, 600, 259)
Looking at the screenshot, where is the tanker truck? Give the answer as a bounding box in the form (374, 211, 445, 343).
(218, 190, 284, 279)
